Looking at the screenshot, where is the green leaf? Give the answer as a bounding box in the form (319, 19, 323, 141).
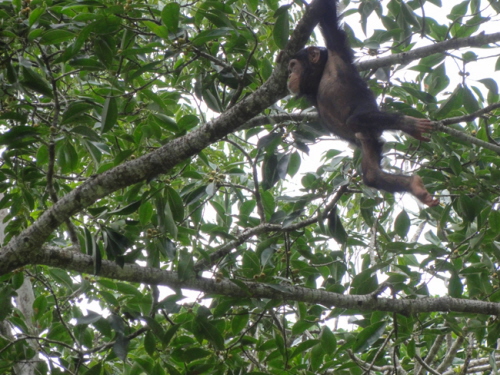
(448, 272, 463, 297)
(166, 186, 185, 222)
(0, 126, 40, 146)
(20, 66, 53, 97)
(479, 78, 499, 103)
(0, 286, 14, 321)
(192, 28, 232, 46)
(94, 37, 115, 68)
(143, 316, 165, 338)
(463, 85, 480, 113)
(231, 310, 249, 335)
(163, 324, 181, 346)
(61, 102, 95, 125)
(310, 344, 324, 372)
(262, 153, 279, 190)
(327, 207, 347, 245)
(144, 331, 156, 357)
(352, 321, 387, 353)
(164, 201, 178, 240)
(242, 250, 260, 278)
(458, 194, 476, 222)
(290, 339, 320, 358)
(394, 210, 410, 238)
(40, 29, 75, 44)
(101, 97, 118, 133)
(29, 6, 45, 27)
(162, 2, 180, 33)
(5, 60, 17, 84)
(71, 125, 100, 141)
(115, 282, 142, 297)
(12, 272, 24, 290)
(435, 84, 463, 119)
(194, 316, 225, 350)
(201, 87, 222, 113)
(109, 200, 141, 215)
(152, 113, 178, 132)
(273, 8, 289, 49)
(490, 210, 500, 232)
(139, 201, 154, 225)
(320, 326, 336, 355)
(425, 63, 449, 96)
(178, 249, 196, 281)
(57, 141, 79, 173)
(113, 334, 129, 361)
(104, 227, 132, 265)
(183, 348, 211, 361)
(406, 339, 416, 357)
(292, 320, 315, 336)
(276, 153, 290, 180)
(33, 295, 48, 320)
(69, 57, 105, 70)
(400, 86, 436, 104)
(178, 114, 199, 131)
(75, 311, 102, 325)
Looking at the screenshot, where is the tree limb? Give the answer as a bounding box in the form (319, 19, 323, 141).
(245, 102, 500, 154)
(357, 32, 500, 72)
(24, 246, 500, 317)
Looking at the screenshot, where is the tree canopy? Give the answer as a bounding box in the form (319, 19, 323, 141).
(1, 0, 500, 374)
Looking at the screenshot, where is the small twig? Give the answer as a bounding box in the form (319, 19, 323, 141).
(415, 355, 442, 375)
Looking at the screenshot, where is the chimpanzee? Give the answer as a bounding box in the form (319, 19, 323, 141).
(287, 0, 439, 207)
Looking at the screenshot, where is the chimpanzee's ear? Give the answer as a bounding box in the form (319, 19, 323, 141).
(307, 47, 322, 64)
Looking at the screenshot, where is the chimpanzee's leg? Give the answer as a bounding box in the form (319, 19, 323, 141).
(347, 112, 433, 142)
(356, 133, 439, 207)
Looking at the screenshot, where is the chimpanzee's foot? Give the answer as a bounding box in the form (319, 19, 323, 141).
(410, 175, 439, 207)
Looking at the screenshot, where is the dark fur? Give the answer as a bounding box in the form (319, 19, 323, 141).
(294, 47, 327, 105)
(287, 0, 438, 206)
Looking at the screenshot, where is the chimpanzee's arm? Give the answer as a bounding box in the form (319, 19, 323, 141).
(317, 0, 352, 64)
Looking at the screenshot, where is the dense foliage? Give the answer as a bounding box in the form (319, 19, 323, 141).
(1, 0, 500, 374)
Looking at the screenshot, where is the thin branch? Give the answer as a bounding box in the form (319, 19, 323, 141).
(193, 184, 347, 272)
(436, 332, 466, 372)
(357, 32, 500, 72)
(225, 138, 265, 220)
(245, 102, 500, 154)
(415, 355, 442, 375)
(362, 330, 394, 375)
(347, 349, 393, 373)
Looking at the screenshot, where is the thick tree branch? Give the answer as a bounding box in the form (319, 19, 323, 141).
(29, 246, 500, 316)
